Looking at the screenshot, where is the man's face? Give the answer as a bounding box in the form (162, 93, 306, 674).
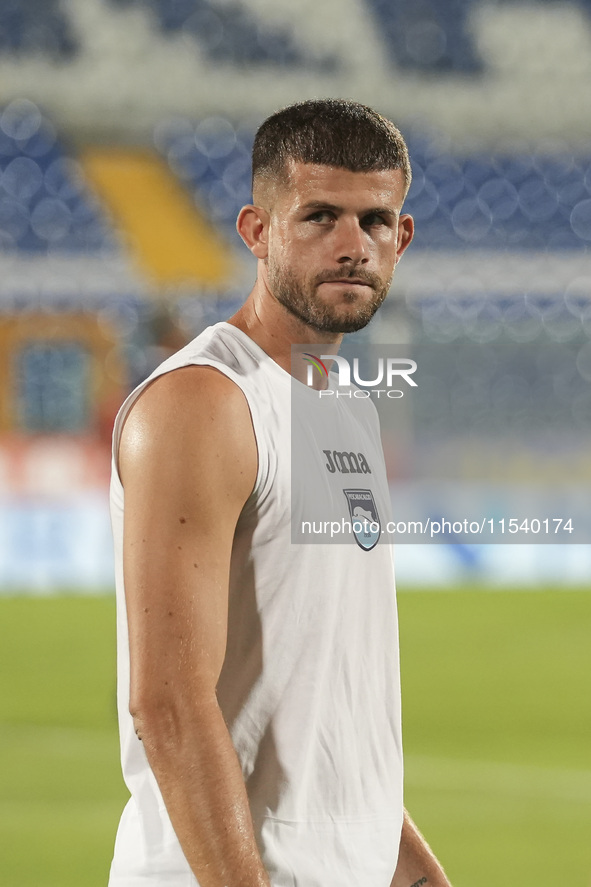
(262, 161, 413, 334)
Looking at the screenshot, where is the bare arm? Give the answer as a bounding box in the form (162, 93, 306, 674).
(390, 809, 452, 887)
(120, 366, 270, 887)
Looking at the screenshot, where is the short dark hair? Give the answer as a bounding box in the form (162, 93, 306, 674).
(252, 98, 411, 196)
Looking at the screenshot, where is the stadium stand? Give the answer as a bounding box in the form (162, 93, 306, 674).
(2, 99, 591, 266)
(0, 98, 115, 253)
(153, 114, 254, 231)
(1, 0, 591, 589)
(1, 0, 591, 80)
(367, 0, 591, 74)
(366, 0, 484, 73)
(406, 143, 591, 251)
(108, 0, 337, 69)
(0, 0, 77, 58)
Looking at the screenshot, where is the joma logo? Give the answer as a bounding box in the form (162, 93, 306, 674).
(324, 450, 371, 475)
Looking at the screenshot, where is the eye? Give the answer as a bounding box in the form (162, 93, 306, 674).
(361, 212, 389, 228)
(305, 210, 335, 223)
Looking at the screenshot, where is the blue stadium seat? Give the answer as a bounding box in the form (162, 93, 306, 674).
(0, 0, 77, 58)
(367, 0, 591, 74)
(406, 136, 591, 250)
(109, 0, 337, 70)
(0, 100, 115, 252)
(154, 115, 254, 233)
(365, 0, 483, 73)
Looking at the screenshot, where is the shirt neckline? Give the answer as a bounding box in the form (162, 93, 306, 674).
(218, 321, 335, 398)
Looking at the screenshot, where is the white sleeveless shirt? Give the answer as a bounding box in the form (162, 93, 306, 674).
(109, 322, 403, 887)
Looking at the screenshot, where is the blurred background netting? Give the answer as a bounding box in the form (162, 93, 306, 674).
(1, 3, 591, 887)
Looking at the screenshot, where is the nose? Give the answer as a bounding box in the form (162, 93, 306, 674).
(333, 217, 369, 265)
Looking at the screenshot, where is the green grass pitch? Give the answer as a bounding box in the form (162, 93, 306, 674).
(1, 589, 590, 887)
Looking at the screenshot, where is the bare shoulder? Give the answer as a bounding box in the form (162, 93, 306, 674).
(121, 365, 251, 451)
(120, 365, 257, 504)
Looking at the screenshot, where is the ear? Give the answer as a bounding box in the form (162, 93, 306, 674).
(395, 213, 414, 264)
(236, 205, 270, 259)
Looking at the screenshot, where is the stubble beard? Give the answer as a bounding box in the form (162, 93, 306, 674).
(267, 261, 392, 334)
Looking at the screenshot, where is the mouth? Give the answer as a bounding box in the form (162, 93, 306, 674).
(321, 278, 373, 288)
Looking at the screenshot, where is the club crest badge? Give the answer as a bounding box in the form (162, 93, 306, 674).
(343, 489, 381, 551)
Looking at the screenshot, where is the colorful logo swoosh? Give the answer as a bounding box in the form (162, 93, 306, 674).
(302, 352, 329, 377)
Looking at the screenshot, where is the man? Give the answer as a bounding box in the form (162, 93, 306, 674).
(109, 99, 452, 887)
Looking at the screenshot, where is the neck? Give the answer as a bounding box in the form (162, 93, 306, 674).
(227, 277, 342, 387)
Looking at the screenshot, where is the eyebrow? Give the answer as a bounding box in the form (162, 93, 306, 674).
(300, 201, 397, 217)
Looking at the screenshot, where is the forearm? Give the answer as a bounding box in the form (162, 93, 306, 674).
(390, 809, 452, 887)
(135, 694, 270, 887)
